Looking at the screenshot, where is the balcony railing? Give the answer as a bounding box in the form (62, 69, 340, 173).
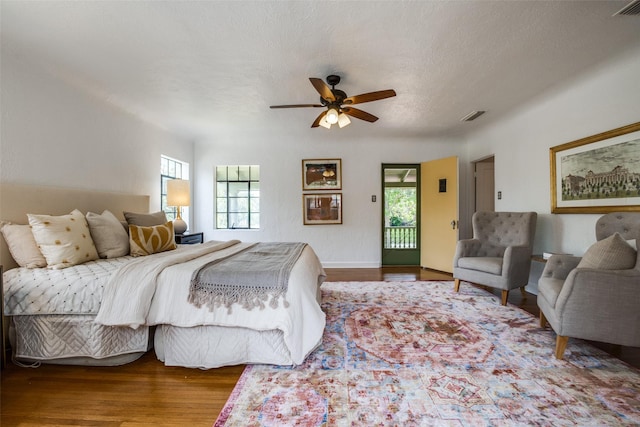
(384, 226, 417, 249)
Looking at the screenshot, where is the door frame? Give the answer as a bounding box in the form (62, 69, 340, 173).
(381, 163, 421, 266)
(473, 155, 495, 213)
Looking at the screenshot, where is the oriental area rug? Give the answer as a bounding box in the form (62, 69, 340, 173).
(214, 281, 640, 426)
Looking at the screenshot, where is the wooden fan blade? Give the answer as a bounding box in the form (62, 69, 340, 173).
(270, 104, 324, 108)
(309, 77, 335, 102)
(311, 110, 328, 128)
(342, 107, 378, 123)
(343, 89, 396, 105)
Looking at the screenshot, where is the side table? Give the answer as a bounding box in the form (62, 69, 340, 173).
(175, 232, 204, 245)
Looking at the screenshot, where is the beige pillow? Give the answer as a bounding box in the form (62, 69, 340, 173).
(123, 211, 167, 227)
(28, 209, 99, 269)
(0, 221, 47, 268)
(129, 221, 177, 257)
(86, 210, 130, 258)
(577, 232, 637, 270)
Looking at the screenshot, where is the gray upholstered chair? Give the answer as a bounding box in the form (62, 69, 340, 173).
(453, 211, 538, 305)
(538, 212, 640, 360)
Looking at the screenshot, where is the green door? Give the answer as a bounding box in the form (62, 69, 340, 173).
(381, 164, 420, 266)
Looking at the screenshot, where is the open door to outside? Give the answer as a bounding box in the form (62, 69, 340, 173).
(381, 164, 420, 266)
(420, 156, 459, 273)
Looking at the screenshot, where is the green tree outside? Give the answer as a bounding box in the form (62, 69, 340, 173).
(385, 188, 416, 226)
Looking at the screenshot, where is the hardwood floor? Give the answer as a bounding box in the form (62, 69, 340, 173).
(1, 267, 638, 426)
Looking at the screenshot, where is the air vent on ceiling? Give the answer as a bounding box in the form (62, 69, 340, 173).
(460, 110, 486, 122)
(613, 0, 640, 16)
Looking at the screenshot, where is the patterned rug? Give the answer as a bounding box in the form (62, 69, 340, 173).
(213, 281, 640, 426)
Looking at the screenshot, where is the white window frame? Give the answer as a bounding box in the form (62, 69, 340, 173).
(161, 155, 190, 221)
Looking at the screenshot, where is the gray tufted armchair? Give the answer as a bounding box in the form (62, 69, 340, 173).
(538, 212, 640, 360)
(453, 211, 537, 305)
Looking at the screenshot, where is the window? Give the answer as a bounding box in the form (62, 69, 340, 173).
(161, 155, 189, 221)
(216, 165, 260, 229)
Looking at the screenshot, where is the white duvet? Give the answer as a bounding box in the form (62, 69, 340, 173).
(95, 240, 326, 365)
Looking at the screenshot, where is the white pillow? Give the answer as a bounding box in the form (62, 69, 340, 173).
(86, 210, 130, 258)
(28, 209, 99, 269)
(577, 232, 637, 270)
(0, 221, 47, 268)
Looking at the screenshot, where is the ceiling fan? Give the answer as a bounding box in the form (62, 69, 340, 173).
(270, 75, 396, 129)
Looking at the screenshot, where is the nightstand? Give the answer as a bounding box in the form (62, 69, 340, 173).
(175, 232, 203, 245)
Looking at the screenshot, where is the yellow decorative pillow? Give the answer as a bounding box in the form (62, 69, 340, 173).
(129, 221, 177, 257)
(27, 209, 99, 269)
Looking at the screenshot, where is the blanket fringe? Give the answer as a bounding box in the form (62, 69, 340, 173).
(188, 280, 290, 314)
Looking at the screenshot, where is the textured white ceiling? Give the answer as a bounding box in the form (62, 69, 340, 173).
(2, 1, 639, 141)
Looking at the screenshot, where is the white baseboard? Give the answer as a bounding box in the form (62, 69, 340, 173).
(321, 261, 381, 269)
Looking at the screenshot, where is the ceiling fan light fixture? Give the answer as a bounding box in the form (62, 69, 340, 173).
(326, 108, 339, 124)
(318, 115, 331, 129)
(270, 75, 396, 128)
(337, 112, 351, 128)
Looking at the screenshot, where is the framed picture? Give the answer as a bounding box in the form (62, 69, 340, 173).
(550, 121, 640, 214)
(303, 193, 342, 225)
(302, 159, 342, 190)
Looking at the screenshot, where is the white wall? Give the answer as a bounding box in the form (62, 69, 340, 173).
(194, 131, 462, 267)
(0, 51, 193, 214)
(463, 42, 640, 257)
(4, 40, 639, 269)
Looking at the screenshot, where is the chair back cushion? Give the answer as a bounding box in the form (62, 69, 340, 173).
(596, 212, 640, 242)
(472, 211, 537, 255)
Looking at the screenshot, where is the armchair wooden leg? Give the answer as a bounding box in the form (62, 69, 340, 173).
(540, 311, 547, 328)
(454, 279, 461, 293)
(555, 336, 569, 360)
(500, 290, 508, 306)
(520, 286, 527, 297)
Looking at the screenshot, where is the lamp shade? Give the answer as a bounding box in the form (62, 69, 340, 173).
(337, 113, 351, 128)
(326, 108, 339, 124)
(167, 179, 190, 206)
(319, 115, 331, 129)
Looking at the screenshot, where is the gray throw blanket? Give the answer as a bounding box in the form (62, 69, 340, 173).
(188, 242, 307, 312)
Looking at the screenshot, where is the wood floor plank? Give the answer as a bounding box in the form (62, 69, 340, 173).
(2, 267, 638, 426)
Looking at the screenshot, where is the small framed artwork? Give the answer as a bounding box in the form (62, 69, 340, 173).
(303, 193, 342, 225)
(302, 159, 342, 190)
(550, 121, 640, 213)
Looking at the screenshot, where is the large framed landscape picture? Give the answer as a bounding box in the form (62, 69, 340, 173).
(550, 121, 640, 213)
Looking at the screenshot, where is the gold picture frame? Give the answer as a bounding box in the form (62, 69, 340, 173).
(302, 159, 342, 191)
(303, 193, 342, 225)
(550, 121, 640, 213)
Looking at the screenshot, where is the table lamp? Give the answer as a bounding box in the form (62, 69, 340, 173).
(167, 179, 190, 234)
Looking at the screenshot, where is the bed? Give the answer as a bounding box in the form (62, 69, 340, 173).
(1, 184, 326, 368)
